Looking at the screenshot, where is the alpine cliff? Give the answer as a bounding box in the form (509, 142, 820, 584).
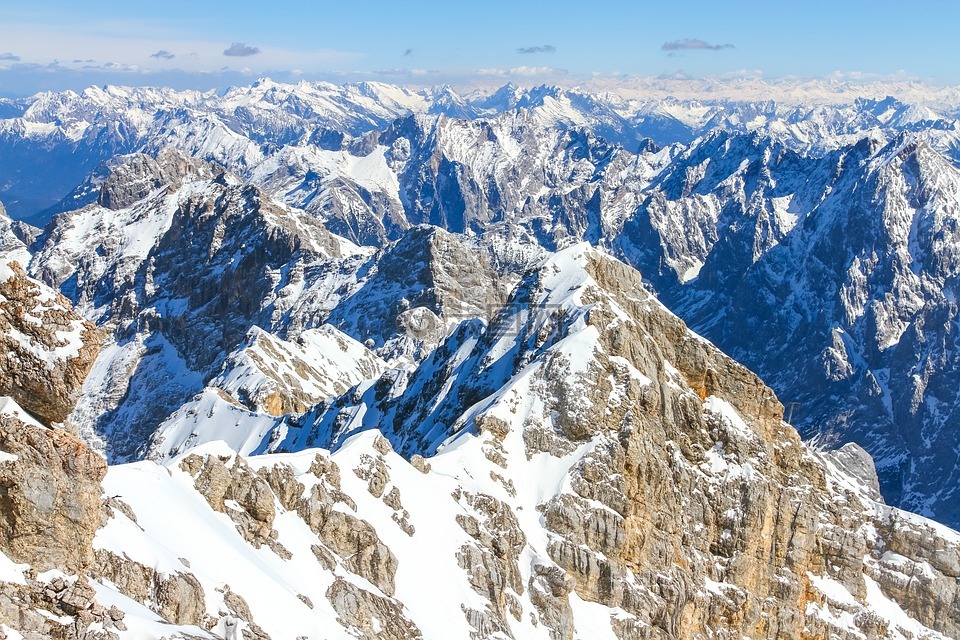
(1, 79, 960, 638)
(0, 240, 957, 638)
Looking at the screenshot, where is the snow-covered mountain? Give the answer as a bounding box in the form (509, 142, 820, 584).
(11, 79, 960, 530)
(5, 78, 959, 224)
(1, 243, 959, 639)
(2, 79, 960, 637)
(613, 130, 960, 526)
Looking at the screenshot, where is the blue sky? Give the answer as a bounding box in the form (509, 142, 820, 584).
(0, 1, 956, 95)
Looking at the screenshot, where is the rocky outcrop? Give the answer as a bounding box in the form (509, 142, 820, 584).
(179, 450, 399, 597)
(527, 564, 575, 640)
(0, 253, 136, 638)
(454, 489, 526, 628)
(0, 414, 105, 573)
(298, 464, 399, 597)
(96, 149, 216, 210)
(0, 574, 126, 640)
(326, 578, 423, 640)
(94, 549, 206, 626)
(0, 261, 101, 425)
(180, 452, 290, 557)
(868, 512, 960, 634)
(0, 411, 127, 640)
(533, 250, 960, 639)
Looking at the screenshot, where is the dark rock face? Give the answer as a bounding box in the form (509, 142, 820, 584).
(327, 225, 505, 354)
(147, 183, 335, 371)
(31, 153, 350, 461)
(97, 149, 216, 210)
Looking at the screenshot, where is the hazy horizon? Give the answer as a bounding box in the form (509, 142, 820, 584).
(2, 0, 958, 97)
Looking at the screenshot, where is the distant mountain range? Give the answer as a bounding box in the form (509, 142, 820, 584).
(1, 78, 960, 638)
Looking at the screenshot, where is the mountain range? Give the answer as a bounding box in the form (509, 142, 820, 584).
(0, 79, 959, 638)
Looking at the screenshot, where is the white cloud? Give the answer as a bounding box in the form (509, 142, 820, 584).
(477, 66, 567, 78)
(590, 70, 626, 79)
(828, 69, 917, 82)
(376, 67, 439, 77)
(720, 68, 764, 79)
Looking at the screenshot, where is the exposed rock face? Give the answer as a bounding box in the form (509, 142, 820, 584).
(617, 133, 960, 528)
(820, 442, 884, 502)
(0, 414, 105, 574)
(180, 452, 286, 554)
(528, 250, 960, 640)
(0, 261, 101, 425)
(454, 490, 527, 630)
(298, 476, 399, 596)
(528, 564, 575, 640)
(0, 412, 131, 640)
(96, 149, 215, 210)
(95, 549, 206, 626)
(283, 245, 960, 640)
(0, 254, 140, 638)
(326, 225, 506, 362)
(326, 578, 423, 640)
(145, 180, 342, 372)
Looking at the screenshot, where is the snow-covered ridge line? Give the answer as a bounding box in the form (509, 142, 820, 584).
(9, 72, 960, 536)
(2, 232, 960, 638)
